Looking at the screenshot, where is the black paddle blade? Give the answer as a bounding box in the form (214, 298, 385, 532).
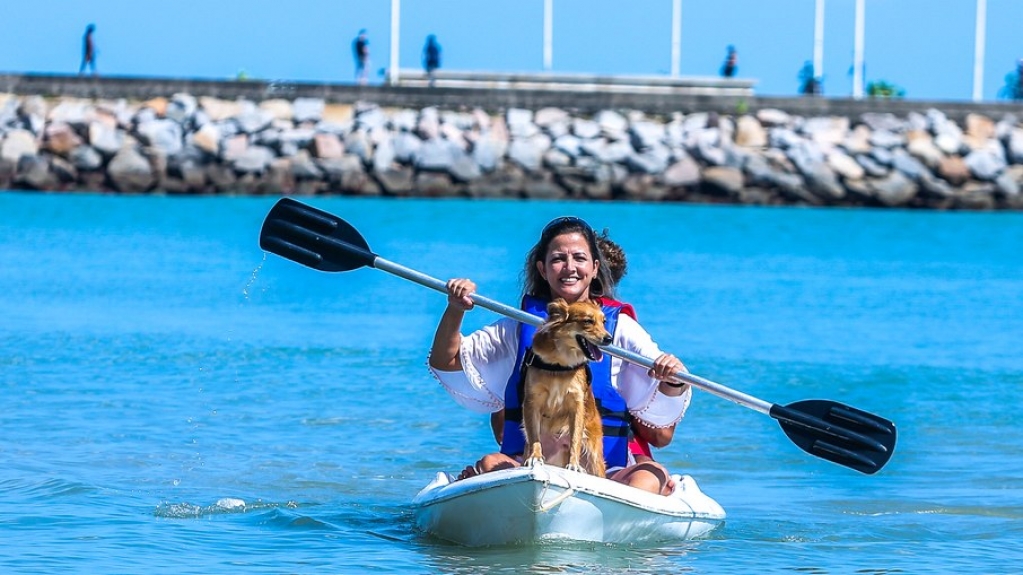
(259, 198, 376, 272)
(770, 400, 897, 475)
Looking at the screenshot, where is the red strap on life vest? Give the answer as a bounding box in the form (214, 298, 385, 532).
(594, 296, 637, 322)
(594, 296, 651, 458)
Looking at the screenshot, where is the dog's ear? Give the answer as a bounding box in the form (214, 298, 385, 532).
(546, 298, 569, 323)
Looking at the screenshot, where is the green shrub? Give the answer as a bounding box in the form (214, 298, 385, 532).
(866, 80, 905, 99)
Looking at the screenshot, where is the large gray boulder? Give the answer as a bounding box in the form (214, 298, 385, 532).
(802, 116, 848, 146)
(625, 145, 670, 175)
(906, 134, 944, 169)
(534, 107, 569, 129)
(856, 154, 889, 177)
(15, 155, 56, 190)
(89, 122, 124, 156)
(965, 149, 1006, 181)
(47, 99, 92, 129)
(1007, 128, 1023, 165)
(416, 137, 457, 171)
(595, 110, 628, 140)
(472, 136, 505, 172)
(232, 145, 275, 174)
(756, 108, 792, 127)
(107, 147, 154, 192)
(872, 171, 918, 206)
(803, 163, 845, 201)
(870, 130, 905, 149)
(166, 93, 198, 124)
(891, 148, 928, 181)
(734, 115, 767, 148)
(629, 121, 665, 151)
(572, 117, 601, 139)
(356, 105, 387, 131)
(702, 166, 744, 196)
(70, 145, 103, 171)
(448, 151, 482, 182)
(371, 133, 396, 173)
(506, 108, 537, 139)
(137, 119, 183, 156)
(508, 135, 550, 172)
(660, 155, 701, 187)
(293, 98, 325, 123)
(0, 129, 38, 162)
(290, 150, 323, 180)
(827, 150, 865, 180)
(392, 131, 422, 164)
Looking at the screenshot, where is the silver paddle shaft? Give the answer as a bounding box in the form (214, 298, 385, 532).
(373, 255, 775, 416)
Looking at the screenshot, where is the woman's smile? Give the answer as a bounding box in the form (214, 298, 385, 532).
(538, 232, 597, 302)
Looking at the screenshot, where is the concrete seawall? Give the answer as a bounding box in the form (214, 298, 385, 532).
(2, 73, 1023, 209)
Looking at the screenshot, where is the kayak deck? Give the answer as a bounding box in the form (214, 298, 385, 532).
(411, 463, 725, 546)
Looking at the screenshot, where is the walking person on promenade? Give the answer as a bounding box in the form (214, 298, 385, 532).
(353, 29, 370, 85)
(799, 60, 820, 96)
(79, 24, 97, 76)
(1017, 59, 1023, 100)
(720, 45, 737, 78)
(422, 34, 442, 87)
(999, 58, 1023, 101)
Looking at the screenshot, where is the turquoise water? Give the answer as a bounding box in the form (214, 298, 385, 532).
(2, 191, 1021, 574)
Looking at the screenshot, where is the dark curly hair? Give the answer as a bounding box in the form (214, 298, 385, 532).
(596, 229, 627, 286)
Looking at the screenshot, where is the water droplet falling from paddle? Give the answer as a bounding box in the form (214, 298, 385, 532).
(241, 253, 267, 300)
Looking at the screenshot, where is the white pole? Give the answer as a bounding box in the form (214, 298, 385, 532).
(853, 0, 865, 98)
(543, 0, 553, 71)
(671, 0, 682, 77)
(813, 0, 824, 81)
(973, 0, 987, 101)
(389, 0, 400, 84)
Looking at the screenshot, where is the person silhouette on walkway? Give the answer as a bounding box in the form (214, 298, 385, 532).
(79, 24, 97, 76)
(1017, 59, 1023, 100)
(422, 34, 442, 87)
(353, 29, 370, 85)
(720, 45, 737, 78)
(799, 60, 820, 96)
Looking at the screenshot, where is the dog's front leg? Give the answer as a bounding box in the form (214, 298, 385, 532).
(566, 392, 586, 474)
(522, 403, 545, 468)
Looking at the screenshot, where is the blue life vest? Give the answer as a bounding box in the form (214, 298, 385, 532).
(500, 295, 633, 467)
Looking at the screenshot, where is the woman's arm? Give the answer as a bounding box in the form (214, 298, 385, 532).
(614, 315, 693, 427)
(428, 318, 518, 412)
(634, 420, 677, 448)
(428, 279, 476, 371)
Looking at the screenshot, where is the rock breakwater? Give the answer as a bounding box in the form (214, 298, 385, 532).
(1, 92, 1022, 209)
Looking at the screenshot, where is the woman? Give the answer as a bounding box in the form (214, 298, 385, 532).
(428, 216, 692, 495)
(487, 231, 677, 467)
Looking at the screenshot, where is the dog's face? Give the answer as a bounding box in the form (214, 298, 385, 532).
(539, 299, 613, 363)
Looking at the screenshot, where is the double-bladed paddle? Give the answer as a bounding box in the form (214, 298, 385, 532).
(259, 198, 897, 475)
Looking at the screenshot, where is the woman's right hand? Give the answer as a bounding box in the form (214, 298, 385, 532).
(446, 278, 477, 311)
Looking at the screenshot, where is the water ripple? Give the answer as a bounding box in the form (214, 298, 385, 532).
(153, 498, 298, 519)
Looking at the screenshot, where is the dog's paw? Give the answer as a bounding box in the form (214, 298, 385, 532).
(523, 456, 545, 468)
(565, 463, 586, 474)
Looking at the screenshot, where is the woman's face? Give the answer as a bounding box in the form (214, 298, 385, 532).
(536, 232, 599, 303)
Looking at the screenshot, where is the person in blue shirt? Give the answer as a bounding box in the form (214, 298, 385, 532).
(422, 34, 442, 87)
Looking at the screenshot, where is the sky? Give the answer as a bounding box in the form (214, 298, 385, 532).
(1, 0, 1021, 102)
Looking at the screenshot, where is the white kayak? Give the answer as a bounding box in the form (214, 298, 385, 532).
(411, 463, 725, 547)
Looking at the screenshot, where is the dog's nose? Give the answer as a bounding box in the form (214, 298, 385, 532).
(601, 335, 612, 345)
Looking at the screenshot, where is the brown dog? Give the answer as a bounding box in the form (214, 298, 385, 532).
(521, 298, 611, 477)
